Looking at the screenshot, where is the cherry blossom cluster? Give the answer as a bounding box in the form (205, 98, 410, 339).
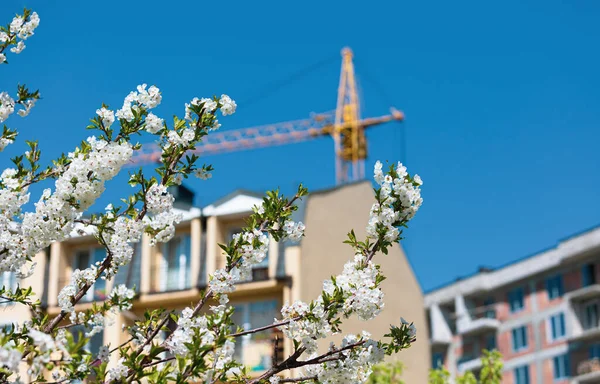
(106, 358, 129, 381)
(166, 308, 213, 356)
(105, 216, 145, 274)
(184, 94, 236, 128)
(116, 84, 161, 122)
(0, 136, 133, 279)
(367, 161, 423, 242)
(305, 332, 385, 384)
(282, 219, 305, 241)
(335, 253, 384, 320)
(279, 300, 331, 355)
(276, 254, 384, 356)
(0, 10, 39, 62)
(0, 333, 21, 372)
(0, 88, 38, 129)
(27, 329, 59, 376)
(208, 228, 269, 303)
(146, 184, 175, 214)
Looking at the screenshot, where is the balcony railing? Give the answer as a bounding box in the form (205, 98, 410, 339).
(458, 307, 500, 336)
(567, 284, 600, 302)
(469, 307, 497, 320)
(457, 355, 482, 373)
(576, 358, 600, 383)
(150, 265, 192, 293)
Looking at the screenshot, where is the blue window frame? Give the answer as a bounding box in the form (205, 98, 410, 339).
(512, 326, 528, 352)
(553, 354, 570, 380)
(514, 365, 530, 384)
(590, 344, 600, 359)
(582, 264, 596, 287)
(546, 275, 564, 300)
(509, 287, 525, 313)
(432, 352, 444, 369)
(161, 234, 192, 291)
(549, 313, 566, 340)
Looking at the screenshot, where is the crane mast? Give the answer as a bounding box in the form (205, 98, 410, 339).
(129, 47, 404, 185)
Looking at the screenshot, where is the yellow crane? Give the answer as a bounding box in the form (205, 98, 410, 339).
(130, 47, 404, 185)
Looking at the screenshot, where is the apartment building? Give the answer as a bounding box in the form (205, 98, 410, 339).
(426, 226, 600, 384)
(3, 180, 429, 382)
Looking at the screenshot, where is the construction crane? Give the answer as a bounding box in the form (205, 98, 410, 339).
(130, 47, 404, 185)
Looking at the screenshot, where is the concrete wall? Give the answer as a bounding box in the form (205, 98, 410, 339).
(298, 181, 430, 383)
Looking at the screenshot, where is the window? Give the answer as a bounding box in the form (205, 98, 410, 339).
(485, 334, 496, 351)
(432, 352, 444, 369)
(549, 313, 566, 341)
(70, 325, 104, 354)
(514, 365, 530, 384)
(114, 243, 142, 291)
(160, 234, 191, 291)
(508, 287, 525, 313)
(583, 302, 599, 330)
(73, 248, 107, 302)
(483, 297, 496, 319)
(546, 275, 564, 300)
(553, 354, 570, 380)
(582, 264, 596, 287)
(232, 300, 279, 372)
(589, 344, 600, 359)
(0, 272, 18, 307)
(512, 326, 528, 352)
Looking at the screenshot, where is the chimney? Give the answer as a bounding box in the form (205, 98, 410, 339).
(168, 184, 195, 210)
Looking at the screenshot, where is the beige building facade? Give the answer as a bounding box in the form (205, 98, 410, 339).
(3, 181, 429, 381)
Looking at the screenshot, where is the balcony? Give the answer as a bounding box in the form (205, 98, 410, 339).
(150, 265, 192, 293)
(457, 355, 482, 373)
(574, 358, 600, 384)
(458, 308, 500, 337)
(430, 334, 452, 348)
(570, 327, 600, 343)
(567, 284, 600, 302)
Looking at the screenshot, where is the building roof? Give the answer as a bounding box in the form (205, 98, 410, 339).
(202, 189, 264, 217)
(424, 224, 600, 306)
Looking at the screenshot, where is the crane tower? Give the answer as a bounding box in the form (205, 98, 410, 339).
(130, 47, 404, 185)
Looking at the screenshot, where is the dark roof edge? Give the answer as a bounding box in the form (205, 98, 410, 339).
(424, 223, 600, 294)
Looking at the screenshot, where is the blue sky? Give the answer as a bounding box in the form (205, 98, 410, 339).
(1, 0, 600, 292)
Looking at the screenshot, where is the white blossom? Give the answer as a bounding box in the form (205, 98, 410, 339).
(28, 329, 55, 353)
(58, 284, 77, 312)
(110, 284, 135, 310)
(10, 41, 25, 54)
(145, 112, 163, 134)
(282, 220, 305, 241)
(219, 94, 236, 116)
(98, 345, 110, 363)
(106, 358, 128, 381)
(96, 107, 115, 128)
(166, 307, 212, 356)
(0, 92, 15, 123)
(9, 16, 24, 34)
(146, 184, 174, 214)
(0, 339, 22, 372)
(195, 168, 212, 180)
